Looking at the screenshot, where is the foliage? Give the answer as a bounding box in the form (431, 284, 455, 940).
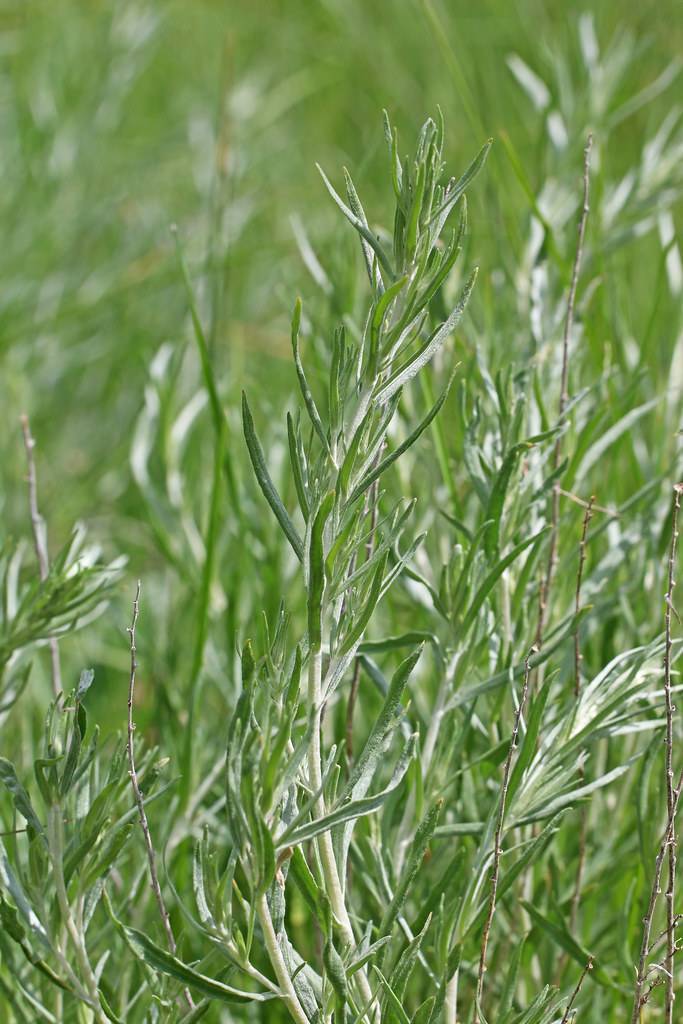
(1, 4, 682, 1022)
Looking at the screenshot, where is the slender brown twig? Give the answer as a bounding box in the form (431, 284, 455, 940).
(536, 135, 593, 653)
(560, 956, 594, 1024)
(21, 414, 62, 698)
(573, 496, 595, 697)
(631, 765, 683, 1022)
(649, 916, 683, 957)
(475, 645, 536, 1019)
(126, 582, 194, 1011)
(570, 496, 594, 931)
(664, 484, 682, 1024)
(631, 485, 683, 1023)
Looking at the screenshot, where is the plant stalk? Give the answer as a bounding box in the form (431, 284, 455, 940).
(48, 806, 107, 1023)
(256, 892, 311, 1024)
(308, 646, 377, 1020)
(126, 581, 194, 1011)
(631, 503, 683, 1024)
(664, 484, 682, 1023)
(537, 135, 593, 653)
(475, 645, 535, 1020)
(20, 414, 62, 698)
(571, 495, 594, 930)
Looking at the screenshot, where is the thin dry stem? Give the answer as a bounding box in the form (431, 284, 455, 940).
(630, 763, 683, 1022)
(570, 496, 594, 931)
(631, 486, 683, 1023)
(664, 484, 682, 1023)
(126, 582, 194, 1011)
(475, 645, 536, 1019)
(536, 135, 593, 652)
(21, 414, 62, 698)
(649, 916, 683, 957)
(573, 496, 594, 697)
(560, 956, 594, 1024)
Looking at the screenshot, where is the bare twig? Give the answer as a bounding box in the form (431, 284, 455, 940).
(649, 916, 683, 956)
(126, 582, 194, 1011)
(20, 416, 50, 582)
(573, 496, 594, 697)
(642, 975, 666, 1007)
(570, 496, 594, 930)
(558, 134, 594, 427)
(560, 956, 594, 1024)
(631, 766, 683, 1022)
(475, 645, 536, 1018)
(631, 487, 683, 1023)
(664, 484, 682, 1024)
(536, 135, 593, 652)
(21, 414, 62, 698)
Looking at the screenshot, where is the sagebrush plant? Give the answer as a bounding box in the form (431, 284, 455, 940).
(1, 34, 683, 1022)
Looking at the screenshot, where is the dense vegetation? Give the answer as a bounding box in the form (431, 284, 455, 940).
(1, 3, 682, 1021)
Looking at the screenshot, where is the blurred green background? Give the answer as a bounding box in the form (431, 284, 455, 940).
(1, 0, 681, 726)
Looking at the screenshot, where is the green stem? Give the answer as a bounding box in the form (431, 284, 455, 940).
(308, 649, 349, 932)
(48, 806, 107, 1024)
(256, 893, 310, 1024)
(307, 647, 377, 1020)
(445, 970, 458, 1024)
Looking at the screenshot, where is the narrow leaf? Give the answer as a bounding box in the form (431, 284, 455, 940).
(375, 269, 477, 406)
(349, 366, 458, 506)
(317, 164, 394, 279)
(0, 760, 44, 837)
(290, 298, 329, 452)
(242, 392, 303, 562)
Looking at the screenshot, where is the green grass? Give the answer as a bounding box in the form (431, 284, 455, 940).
(0, 1, 682, 1021)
